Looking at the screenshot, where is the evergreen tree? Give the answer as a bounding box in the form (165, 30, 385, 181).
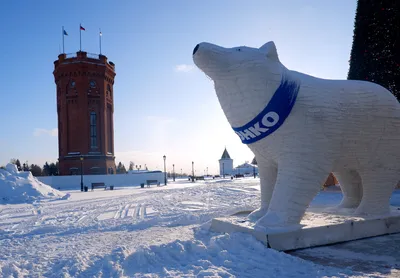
(30, 164, 42, 176)
(49, 163, 59, 176)
(15, 159, 22, 171)
(22, 161, 29, 172)
(42, 162, 50, 176)
(348, 0, 400, 101)
(116, 162, 127, 174)
(129, 161, 134, 171)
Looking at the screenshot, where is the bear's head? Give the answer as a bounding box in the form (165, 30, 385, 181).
(192, 41, 282, 81)
(192, 41, 285, 127)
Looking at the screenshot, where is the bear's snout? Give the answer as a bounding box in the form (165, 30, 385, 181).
(193, 44, 200, 55)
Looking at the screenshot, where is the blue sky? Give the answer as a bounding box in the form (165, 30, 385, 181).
(0, 0, 356, 174)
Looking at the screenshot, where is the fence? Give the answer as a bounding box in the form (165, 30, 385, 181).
(38, 172, 164, 190)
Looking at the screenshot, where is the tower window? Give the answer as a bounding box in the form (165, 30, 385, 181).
(90, 112, 97, 148)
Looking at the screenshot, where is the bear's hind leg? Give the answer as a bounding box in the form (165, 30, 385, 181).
(355, 170, 398, 216)
(248, 160, 277, 221)
(333, 170, 362, 209)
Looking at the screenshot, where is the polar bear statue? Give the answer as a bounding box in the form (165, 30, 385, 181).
(193, 41, 400, 229)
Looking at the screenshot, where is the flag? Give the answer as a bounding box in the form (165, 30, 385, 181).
(63, 30, 68, 36)
(79, 24, 85, 51)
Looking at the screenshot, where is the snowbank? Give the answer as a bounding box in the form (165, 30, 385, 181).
(0, 163, 67, 204)
(122, 231, 348, 277)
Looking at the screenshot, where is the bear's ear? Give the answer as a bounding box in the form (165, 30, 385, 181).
(259, 41, 279, 61)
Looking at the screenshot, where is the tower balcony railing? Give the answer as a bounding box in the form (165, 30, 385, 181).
(65, 52, 100, 59)
(87, 53, 100, 59)
(57, 52, 114, 68)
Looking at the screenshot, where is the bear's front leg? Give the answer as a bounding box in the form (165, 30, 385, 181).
(255, 159, 331, 229)
(247, 160, 277, 221)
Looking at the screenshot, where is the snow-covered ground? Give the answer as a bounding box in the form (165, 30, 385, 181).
(0, 178, 399, 277)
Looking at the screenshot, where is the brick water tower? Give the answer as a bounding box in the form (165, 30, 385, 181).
(53, 51, 116, 175)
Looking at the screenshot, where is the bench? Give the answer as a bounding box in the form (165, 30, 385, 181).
(146, 180, 160, 187)
(91, 182, 106, 191)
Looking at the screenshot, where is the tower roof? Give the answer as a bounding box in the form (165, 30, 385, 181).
(221, 148, 231, 159)
(251, 157, 257, 165)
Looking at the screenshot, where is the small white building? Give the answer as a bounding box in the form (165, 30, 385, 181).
(219, 148, 233, 176)
(232, 161, 258, 176)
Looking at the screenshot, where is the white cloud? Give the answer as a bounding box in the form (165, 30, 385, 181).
(174, 64, 195, 73)
(33, 128, 58, 137)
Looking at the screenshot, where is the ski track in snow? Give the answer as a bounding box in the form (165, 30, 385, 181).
(0, 179, 397, 277)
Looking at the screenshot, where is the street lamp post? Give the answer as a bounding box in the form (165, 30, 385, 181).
(80, 155, 84, 192)
(223, 162, 225, 178)
(163, 155, 167, 185)
(172, 164, 175, 181)
(253, 165, 256, 178)
(191, 161, 194, 182)
(206, 167, 208, 177)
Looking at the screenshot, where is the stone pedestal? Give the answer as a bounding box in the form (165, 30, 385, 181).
(210, 207, 400, 251)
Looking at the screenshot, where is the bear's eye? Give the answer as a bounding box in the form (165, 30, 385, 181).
(236, 48, 241, 52)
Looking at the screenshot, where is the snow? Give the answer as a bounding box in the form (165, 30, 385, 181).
(0, 177, 399, 277)
(0, 163, 67, 204)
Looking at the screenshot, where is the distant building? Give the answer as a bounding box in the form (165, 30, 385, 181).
(219, 148, 233, 176)
(53, 51, 116, 175)
(324, 173, 339, 187)
(233, 161, 258, 176)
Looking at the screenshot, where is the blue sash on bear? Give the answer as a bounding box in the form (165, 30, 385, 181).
(232, 74, 300, 144)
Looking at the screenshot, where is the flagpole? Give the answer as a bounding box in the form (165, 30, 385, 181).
(62, 26, 65, 53)
(79, 23, 82, 51)
(99, 28, 102, 55)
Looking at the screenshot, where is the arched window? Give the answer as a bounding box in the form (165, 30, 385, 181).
(90, 112, 97, 149)
(107, 84, 112, 97)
